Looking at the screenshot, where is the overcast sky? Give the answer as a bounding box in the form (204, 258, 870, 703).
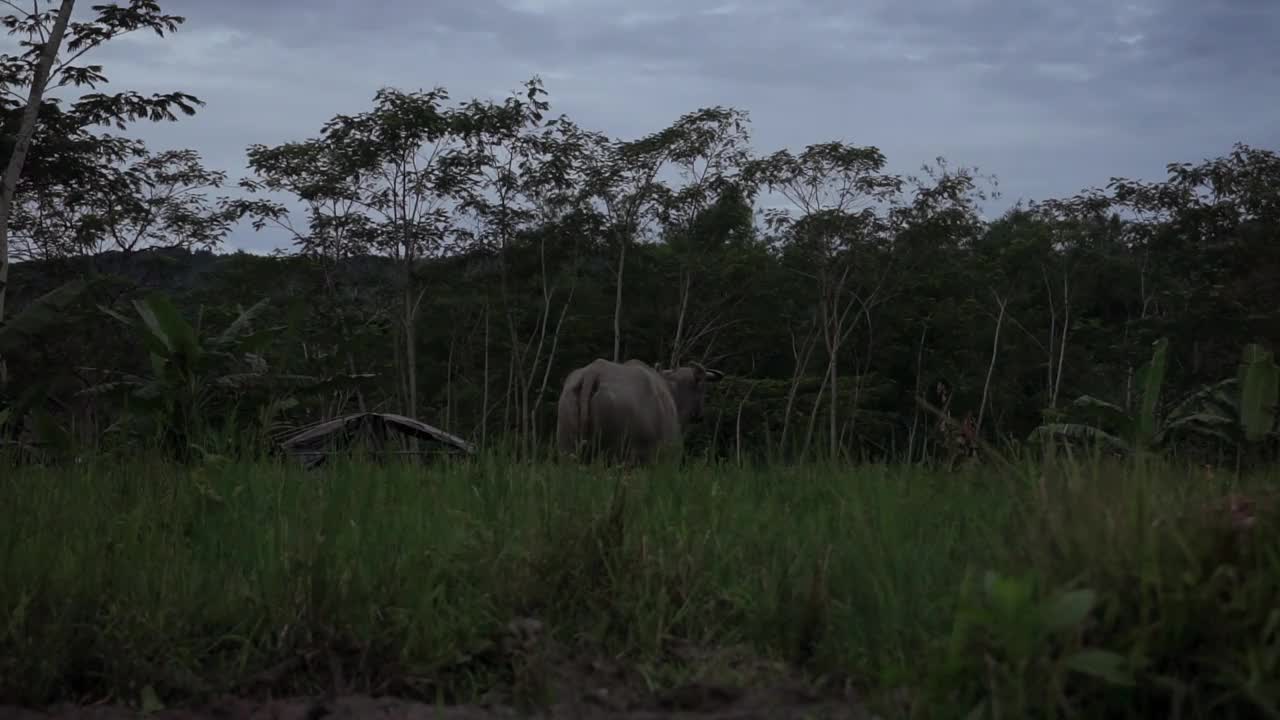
(20, 0, 1280, 253)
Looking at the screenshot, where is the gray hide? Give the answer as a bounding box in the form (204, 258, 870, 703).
(556, 358, 725, 464)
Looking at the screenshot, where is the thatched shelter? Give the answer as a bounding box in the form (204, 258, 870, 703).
(277, 412, 476, 469)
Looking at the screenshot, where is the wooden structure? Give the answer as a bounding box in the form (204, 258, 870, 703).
(276, 412, 476, 469)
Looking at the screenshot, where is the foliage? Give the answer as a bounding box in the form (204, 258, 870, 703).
(1, 0, 205, 262)
(1232, 343, 1279, 444)
(1031, 338, 1203, 455)
(935, 571, 1134, 717)
(0, 277, 89, 447)
(85, 292, 304, 461)
(1032, 340, 1280, 467)
(2, 455, 1278, 717)
(1172, 344, 1280, 467)
(0, 1, 200, 126)
(0, 275, 87, 355)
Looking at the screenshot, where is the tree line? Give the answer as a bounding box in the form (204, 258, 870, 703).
(2, 1, 1278, 467)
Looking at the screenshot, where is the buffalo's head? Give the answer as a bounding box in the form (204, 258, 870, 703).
(661, 361, 725, 425)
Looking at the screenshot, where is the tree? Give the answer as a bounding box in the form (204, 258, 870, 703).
(748, 142, 903, 459)
(1066, 143, 1280, 385)
(453, 77, 561, 451)
(460, 97, 605, 454)
(0, 0, 201, 379)
(234, 136, 382, 413)
(244, 86, 479, 417)
(582, 123, 679, 362)
(86, 147, 230, 255)
(652, 106, 755, 368)
(0, 0, 74, 381)
(887, 158, 995, 458)
(14, 146, 230, 259)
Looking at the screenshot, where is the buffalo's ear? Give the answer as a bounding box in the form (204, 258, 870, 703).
(704, 368, 725, 382)
(689, 361, 713, 380)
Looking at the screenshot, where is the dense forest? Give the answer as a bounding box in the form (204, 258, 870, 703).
(2, 1, 1278, 469)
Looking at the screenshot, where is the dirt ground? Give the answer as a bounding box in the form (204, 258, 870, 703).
(0, 622, 876, 719)
(0, 685, 872, 719)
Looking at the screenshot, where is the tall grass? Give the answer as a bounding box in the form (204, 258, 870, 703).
(1, 452, 1277, 717)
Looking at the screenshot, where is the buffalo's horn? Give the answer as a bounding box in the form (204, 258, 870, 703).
(691, 361, 724, 380)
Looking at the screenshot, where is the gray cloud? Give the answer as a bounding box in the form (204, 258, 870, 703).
(14, 0, 1278, 252)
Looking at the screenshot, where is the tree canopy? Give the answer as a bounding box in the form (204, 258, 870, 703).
(2, 1, 1278, 468)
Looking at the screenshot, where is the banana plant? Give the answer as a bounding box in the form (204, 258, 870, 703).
(83, 292, 305, 461)
(1028, 338, 1226, 455)
(84, 292, 378, 461)
(0, 278, 91, 357)
(0, 278, 91, 454)
(1234, 343, 1280, 444)
(0, 380, 51, 457)
(1031, 339, 1280, 460)
(1171, 344, 1279, 466)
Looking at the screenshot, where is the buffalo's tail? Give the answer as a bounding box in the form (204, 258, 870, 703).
(557, 368, 600, 458)
(556, 374, 580, 457)
(577, 370, 600, 455)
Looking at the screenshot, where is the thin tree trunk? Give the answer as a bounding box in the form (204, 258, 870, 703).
(907, 321, 929, 463)
(445, 332, 456, 431)
(612, 236, 626, 362)
(842, 298, 876, 460)
(735, 380, 760, 467)
(322, 258, 367, 412)
(403, 282, 417, 416)
(391, 311, 406, 412)
(1052, 267, 1070, 408)
(495, 234, 528, 455)
(346, 353, 366, 412)
(822, 269, 862, 462)
(670, 270, 692, 366)
(827, 342, 839, 461)
(821, 274, 842, 462)
(800, 362, 832, 463)
(521, 236, 566, 457)
(401, 279, 428, 459)
(977, 290, 1007, 436)
(503, 344, 516, 448)
(534, 279, 578, 455)
(1127, 258, 1153, 413)
(780, 321, 820, 454)
(0, 0, 75, 385)
(1043, 266, 1057, 407)
(480, 302, 491, 449)
(1122, 320, 1133, 413)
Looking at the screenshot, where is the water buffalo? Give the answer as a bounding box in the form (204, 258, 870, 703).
(555, 358, 725, 465)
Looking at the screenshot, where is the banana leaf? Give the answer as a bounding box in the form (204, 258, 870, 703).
(1028, 423, 1131, 453)
(1068, 395, 1131, 434)
(1238, 343, 1279, 443)
(1134, 337, 1169, 448)
(0, 279, 90, 355)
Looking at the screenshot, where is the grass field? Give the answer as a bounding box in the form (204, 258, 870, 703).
(2, 452, 1278, 718)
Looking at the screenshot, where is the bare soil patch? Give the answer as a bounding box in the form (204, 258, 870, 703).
(0, 684, 869, 719)
(0, 623, 872, 719)
(0, 672, 869, 720)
